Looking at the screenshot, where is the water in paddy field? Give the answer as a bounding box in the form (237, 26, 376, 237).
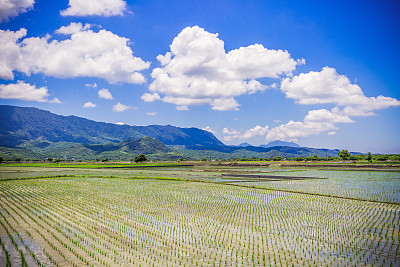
(227, 169, 400, 203)
(0, 164, 399, 266)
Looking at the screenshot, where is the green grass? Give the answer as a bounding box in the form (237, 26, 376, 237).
(1, 162, 184, 168)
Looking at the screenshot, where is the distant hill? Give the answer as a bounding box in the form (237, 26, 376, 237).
(260, 140, 300, 148)
(236, 142, 252, 147)
(13, 137, 172, 160)
(0, 105, 223, 147)
(181, 144, 340, 158)
(0, 105, 357, 161)
(133, 125, 223, 147)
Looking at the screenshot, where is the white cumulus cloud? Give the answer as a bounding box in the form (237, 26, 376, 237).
(304, 109, 353, 124)
(0, 27, 150, 84)
(141, 92, 160, 102)
(176, 105, 189, 111)
(61, 0, 126, 17)
(211, 97, 240, 111)
(83, 101, 96, 108)
(98, 88, 113, 100)
(266, 67, 400, 141)
(202, 126, 216, 134)
(112, 102, 133, 112)
(0, 28, 28, 80)
(55, 22, 91, 35)
(147, 26, 299, 110)
(223, 108, 358, 143)
(266, 109, 353, 142)
(281, 67, 400, 116)
(0, 0, 34, 22)
(223, 125, 269, 141)
(85, 82, 97, 88)
(0, 81, 59, 103)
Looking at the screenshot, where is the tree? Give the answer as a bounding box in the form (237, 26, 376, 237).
(47, 157, 53, 163)
(366, 152, 372, 163)
(306, 155, 320, 161)
(0, 157, 3, 163)
(135, 154, 147, 163)
(338, 149, 350, 160)
(273, 156, 283, 161)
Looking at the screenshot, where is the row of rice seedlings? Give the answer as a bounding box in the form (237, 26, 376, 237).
(0, 211, 30, 266)
(82, 178, 400, 266)
(32, 178, 400, 266)
(2, 181, 184, 266)
(0, 187, 77, 266)
(0, 184, 120, 266)
(234, 170, 400, 203)
(0, 200, 48, 266)
(50, 179, 400, 264)
(0, 177, 399, 266)
(3, 181, 288, 266)
(0, 232, 12, 267)
(5, 182, 125, 266)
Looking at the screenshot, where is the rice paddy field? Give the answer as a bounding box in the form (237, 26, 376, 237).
(0, 162, 399, 266)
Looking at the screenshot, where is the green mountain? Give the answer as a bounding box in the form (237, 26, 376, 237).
(0, 105, 224, 147)
(0, 105, 356, 161)
(11, 137, 172, 160)
(260, 140, 300, 148)
(180, 145, 340, 158)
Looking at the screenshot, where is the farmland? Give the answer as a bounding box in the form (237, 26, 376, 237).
(0, 162, 399, 266)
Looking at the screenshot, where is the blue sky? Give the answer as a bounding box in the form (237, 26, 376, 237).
(1, 0, 399, 153)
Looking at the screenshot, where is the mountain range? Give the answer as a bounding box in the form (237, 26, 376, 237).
(260, 140, 300, 148)
(0, 105, 222, 147)
(236, 140, 300, 148)
(0, 105, 345, 160)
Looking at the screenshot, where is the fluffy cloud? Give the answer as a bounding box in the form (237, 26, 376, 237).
(98, 88, 113, 100)
(146, 112, 157, 116)
(112, 102, 133, 112)
(266, 109, 353, 142)
(55, 22, 91, 35)
(0, 81, 59, 103)
(141, 92, 160, 102)
(0, 26, 150, 84)
(281, 67, 400, 116)
(146, 26, 299, 110)
(223, 108, 356, 142)
(61, 0, 126, 17)
(85, 82, 97, 88)
(83, 101, 96, 108)
(223, 128, 240, 135)
(266, 120, 336, 142)
(211, 98, 240, 111)
(263, 67, 400, 141)
(304, 109, 353, 124)
(223, 125, 269, 141)
(0, 28, 28, 79)
(0, 0, 34, 22)
(176, 105, 189, 111)
(202, 126, 216, 134)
